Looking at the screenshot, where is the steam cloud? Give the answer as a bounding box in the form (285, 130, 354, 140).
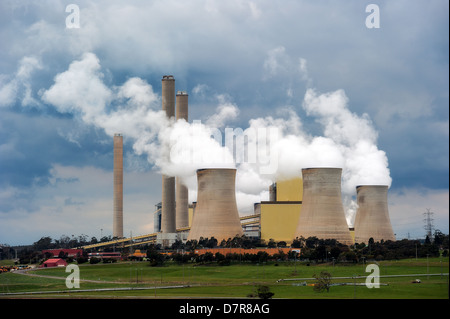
(41, 52, 391, 225)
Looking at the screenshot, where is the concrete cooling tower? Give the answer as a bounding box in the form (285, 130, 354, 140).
(294, 167, 353, 246)
(354, 185, 396, 243)
(113, 133, 123, 238)
(187, 168, 244, 242)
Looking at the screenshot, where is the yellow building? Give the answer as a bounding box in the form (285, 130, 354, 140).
(349, 228, 355, 243)
(260, 178, 302, 244)
(275, 177, 303, 201)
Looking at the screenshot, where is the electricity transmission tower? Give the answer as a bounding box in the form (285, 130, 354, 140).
(423, 208, 434, 240)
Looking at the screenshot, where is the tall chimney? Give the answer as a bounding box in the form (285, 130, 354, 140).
(269, 183, 277, 201)
(354, 185, 395, 243)
(176, 91, 189, 229)
(161, 75, 176, 233)
(294, 168, 353, 246)
(187, 168, 244, 242)
(113, 133, 123, 238)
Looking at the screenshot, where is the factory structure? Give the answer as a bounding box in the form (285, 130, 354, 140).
(103, 75, 395, 251)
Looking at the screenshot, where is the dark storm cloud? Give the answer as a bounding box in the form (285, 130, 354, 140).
(0, 110, 113, 189)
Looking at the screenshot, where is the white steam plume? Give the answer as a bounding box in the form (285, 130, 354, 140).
(41, 52, 392, 223)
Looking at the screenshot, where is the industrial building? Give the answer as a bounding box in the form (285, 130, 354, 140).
(260, 178, 302, 244)
(97, 74, 396, 251)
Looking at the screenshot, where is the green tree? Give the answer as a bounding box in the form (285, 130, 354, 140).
(291, 237, 305, 248)
(257, 285, 274, 299)
(147, 246, 164, 267)
(267, 239, 277, 248)
(201, 252, 214, 263)
(256, 251, 269, 263)
(313, 271, 332, 293)
(33, 236, 54, 250)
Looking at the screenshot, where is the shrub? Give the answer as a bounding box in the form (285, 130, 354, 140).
(257, 285, 274, 299)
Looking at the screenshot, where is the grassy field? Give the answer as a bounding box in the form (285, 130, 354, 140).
(0, 258, 448, 299)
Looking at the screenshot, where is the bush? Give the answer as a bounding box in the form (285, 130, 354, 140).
(102, 258, 117, 263)
(147, 250, 165, 267)
(313, 271, 332, 293)
(257, 285, 274, 299)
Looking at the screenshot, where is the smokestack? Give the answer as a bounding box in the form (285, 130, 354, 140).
(294, 168, 353, 246)
(187, 168, 244, 242)
(113, 133, 123, 238)
(176, 91, 189, 229)
(269, 183, 277, 201)
(354, 185, 395, 243)
(161, 75, 176, 233)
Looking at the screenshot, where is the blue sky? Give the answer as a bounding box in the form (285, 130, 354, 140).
(0, 0, 448, 245)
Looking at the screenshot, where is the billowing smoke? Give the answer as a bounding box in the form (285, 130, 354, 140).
(41, 52, 391, 225)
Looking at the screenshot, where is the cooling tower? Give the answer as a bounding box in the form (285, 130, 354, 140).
(354, 185, 395, 243)
(187, 169, 244, 242)
(294, 168, 353, 246)
(161, 75, 176, 233)
(176, 91, 189, 229)
(113, 133, 123, 238)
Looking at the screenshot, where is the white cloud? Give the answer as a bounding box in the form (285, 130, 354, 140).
(192, 84, 209, 97)
(42, 52, 112, 120)
(205, 96, 240, 128)
(263, 46, 287, 80)
(0, 56, 42, 107)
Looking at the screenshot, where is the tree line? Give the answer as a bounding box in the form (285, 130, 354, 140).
(4, 230, 448, 265)
(144, 231, 448, 267)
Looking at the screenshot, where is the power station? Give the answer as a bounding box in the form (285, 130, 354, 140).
(106, 74, 395, 249)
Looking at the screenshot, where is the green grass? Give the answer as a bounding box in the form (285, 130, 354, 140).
(1, 258, 448, 299)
